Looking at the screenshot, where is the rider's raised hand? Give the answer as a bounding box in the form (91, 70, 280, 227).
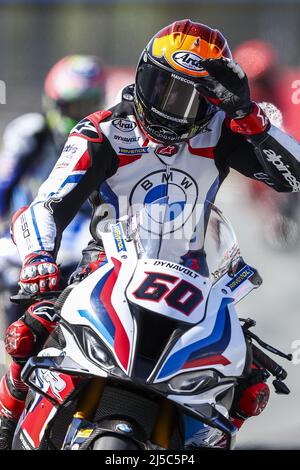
(19, 251, 59, 294)
(196, 57, 252, 119)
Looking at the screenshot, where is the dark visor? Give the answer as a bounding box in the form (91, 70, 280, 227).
(136, 63, 202, 124)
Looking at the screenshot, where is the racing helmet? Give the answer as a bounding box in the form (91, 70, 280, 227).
(134, 19, 232, 144)
(44, 55, 106, 135)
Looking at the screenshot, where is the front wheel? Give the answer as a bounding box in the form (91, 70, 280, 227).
(91, 434, 141, 450)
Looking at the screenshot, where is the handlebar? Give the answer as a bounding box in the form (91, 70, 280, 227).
(252, 344, 287, 380)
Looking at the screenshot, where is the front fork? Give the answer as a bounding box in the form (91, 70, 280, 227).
(62, 379, 176, 450)
(151, 398, 175, 448)
(62, 377, 106, 449)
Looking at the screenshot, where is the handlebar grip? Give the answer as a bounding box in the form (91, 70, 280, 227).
(252, 344, 287, 379)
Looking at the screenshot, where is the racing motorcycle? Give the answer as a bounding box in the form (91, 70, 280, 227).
(10, 201, 292, 450)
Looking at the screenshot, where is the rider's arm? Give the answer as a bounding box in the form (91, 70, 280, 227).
(12, 114, 119, 262)
(215, 113, 300, 192)
(199, 58, 300, 192)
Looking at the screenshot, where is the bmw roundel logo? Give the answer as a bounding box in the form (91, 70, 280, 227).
(129, 169, 198, 234)
(116, 423, 133, 433)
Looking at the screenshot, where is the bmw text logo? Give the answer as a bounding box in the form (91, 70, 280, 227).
(129, 169, 198, 234)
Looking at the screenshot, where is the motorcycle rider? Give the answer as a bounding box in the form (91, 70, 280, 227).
(0, 55, 106, 329)
(1, 19, 300, 449)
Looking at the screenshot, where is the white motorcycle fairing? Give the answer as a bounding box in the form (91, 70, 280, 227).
(17, 205, 262, 450)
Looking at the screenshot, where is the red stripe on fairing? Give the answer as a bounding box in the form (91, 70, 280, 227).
(73, 149, 91, 171)
(183, 354, 231, 369)
(22, 397, 54, 448)
(21, 374, 78, 448)
(99, 259, 130, 370)
(111, 256, 122, 276)
(188, 142, 215, 159)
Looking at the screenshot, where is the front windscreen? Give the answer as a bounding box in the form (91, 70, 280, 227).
(125, 200, 240, 281)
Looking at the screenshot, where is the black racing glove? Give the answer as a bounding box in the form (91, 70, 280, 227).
(196, 58, 252, 119)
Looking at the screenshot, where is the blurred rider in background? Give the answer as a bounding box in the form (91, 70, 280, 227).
(0, 54, 106, 225)
(234, 40, 300, 248)
(0, 55, 106, 330)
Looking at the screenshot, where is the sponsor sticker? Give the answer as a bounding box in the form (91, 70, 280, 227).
(226, 265, 254, 291)
(172, 51, 205, 73)
(77, 429, 94, 438)
(118, 147, 149, 155)
(62, 143, 78, 155)
(114, 135, 140, 143)
(112, 222, 127, 252)
(263, 148, 300, 191)
(155, 145, 178, 157)
(112, 118, 137, 132)
(153, 260, 199, 279)
(148, 125, 179, 142)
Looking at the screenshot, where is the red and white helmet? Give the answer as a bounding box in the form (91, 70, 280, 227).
(44, 55, 106, 134)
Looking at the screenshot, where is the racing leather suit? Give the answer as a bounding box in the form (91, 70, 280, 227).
(2, 85, 300, 446)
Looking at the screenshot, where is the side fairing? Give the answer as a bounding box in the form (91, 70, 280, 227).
(153, 278, 247, 383)
(60, 231, 138, 374)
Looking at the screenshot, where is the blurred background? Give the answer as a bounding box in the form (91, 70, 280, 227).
(0, 0, 300, 449)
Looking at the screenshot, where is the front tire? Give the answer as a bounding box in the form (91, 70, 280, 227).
(91, 434, 140, 450)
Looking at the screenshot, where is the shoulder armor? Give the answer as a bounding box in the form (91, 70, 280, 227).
(69, 110, 112, 142)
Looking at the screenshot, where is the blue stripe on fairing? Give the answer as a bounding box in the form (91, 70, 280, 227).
(90, 269, 116, 338)
(30, 205, 45, 250)
(78, 309, 114, 346)
(187, 303, 231, 361)
(100, 182, 119, 219)
(157, 298, 233, 380)
(60, 174, 83, 188)
(77, 268, 116, 346)
(183, 415, 207, 441)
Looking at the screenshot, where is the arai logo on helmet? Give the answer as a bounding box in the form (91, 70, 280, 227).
(112, 118, 137, 132)
(172, 51, 205, 72)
